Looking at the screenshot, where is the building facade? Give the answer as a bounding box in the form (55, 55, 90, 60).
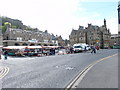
(69, 19, 111, 48)
(3, 28, 57, 46)
(110, 33, 120, 47)
(69, 29, 78, 45)
(57, 36, 65, 46)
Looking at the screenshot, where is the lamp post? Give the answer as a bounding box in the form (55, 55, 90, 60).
(118, 1, 120, 31)
(100, 31, 104, 49)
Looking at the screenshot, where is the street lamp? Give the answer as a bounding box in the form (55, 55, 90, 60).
(118, 1, 120, 31)
(100, 31, 104, 49)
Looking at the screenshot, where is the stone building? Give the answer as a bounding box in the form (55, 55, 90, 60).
(69, 26, 87, 45)
(3, 28, 57, 46)
(69, 29, 78, 45)
(77, 26, 86, 44)
(86, 24, 100, 45)
(51, 34, 66, 46)
(57, 35, 65, 46)
(51, 34, 59, 46)
(69, 19, 111, 48)
(110, 32, 120, 47)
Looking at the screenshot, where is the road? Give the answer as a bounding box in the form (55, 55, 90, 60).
(0, 49, 118, 88)
(77, 53, 118, 88)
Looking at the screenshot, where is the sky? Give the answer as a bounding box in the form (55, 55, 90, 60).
(0, 0, 119, 39)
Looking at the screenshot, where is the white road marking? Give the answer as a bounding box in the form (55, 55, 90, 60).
(65, 53, 118, 89)
(0, 67, 9, 79)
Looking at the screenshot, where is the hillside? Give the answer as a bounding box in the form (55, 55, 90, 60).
(1, 16, 39, 33)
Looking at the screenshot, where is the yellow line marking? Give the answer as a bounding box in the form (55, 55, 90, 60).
(65, 53, 118, 89)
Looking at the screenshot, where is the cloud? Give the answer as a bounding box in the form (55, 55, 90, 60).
(80, 0, 119, 2)
(107, 17, 118, 34)
(0, 0, 80, 39)
(0, 0, 118, 39)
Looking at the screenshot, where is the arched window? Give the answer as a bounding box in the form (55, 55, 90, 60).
(30, 43, 35, 46)
(44, 44, 48, 46)
(38, 44, 41, 46)
(15, 43, 20, 46)
(22, 43, 28, 46)
(50, 44, 53, 46)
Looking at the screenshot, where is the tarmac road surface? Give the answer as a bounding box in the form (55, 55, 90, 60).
(0, 49, 118, 88)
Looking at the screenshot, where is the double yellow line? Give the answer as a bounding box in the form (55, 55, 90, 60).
(0, 67, 9, 79)
(65, 53, 118, 89)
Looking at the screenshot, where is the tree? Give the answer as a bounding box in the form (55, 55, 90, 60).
(2, 22, 11, 33)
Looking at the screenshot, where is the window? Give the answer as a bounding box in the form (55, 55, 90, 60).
(74, 46, 82, 48)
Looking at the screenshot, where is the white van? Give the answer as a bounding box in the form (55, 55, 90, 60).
(73, 44, 84, 53)
(80, 44, 91, 51)
(73, 43, 91, 52)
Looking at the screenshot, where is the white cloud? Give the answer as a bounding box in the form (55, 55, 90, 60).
(80, 0, 119, 2)
(0, 0, 80, 39)
(107, 17, 118, 34)
(0, 0, 118, 39)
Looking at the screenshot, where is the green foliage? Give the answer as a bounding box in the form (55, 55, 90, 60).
(2, 26, 7, 33)
(2, 22, 12, 34)
(2, 16, 25, 29)
(1, 16, 39, 32)
(11, 26, 17, 28)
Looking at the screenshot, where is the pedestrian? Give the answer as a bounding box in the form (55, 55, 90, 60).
(96, 46, 99, 50)
(70, 47, 73, 54)
(50, 48, 53, 55)
(91, 46, 96, 53)
(4, 50, 8, 60)
(84, 46, 87, 52)
(53, 48, 55, 55)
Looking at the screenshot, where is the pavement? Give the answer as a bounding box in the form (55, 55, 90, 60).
(76, 53, 118, 88)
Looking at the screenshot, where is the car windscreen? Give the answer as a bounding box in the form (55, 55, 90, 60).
(74, 46, 82, 48)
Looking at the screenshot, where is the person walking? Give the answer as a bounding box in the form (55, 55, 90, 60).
(84, 46, 87, 52)
(91, 45, 96, 53)
(70, 47, 73, 54)
(4, 50, 8, 60)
